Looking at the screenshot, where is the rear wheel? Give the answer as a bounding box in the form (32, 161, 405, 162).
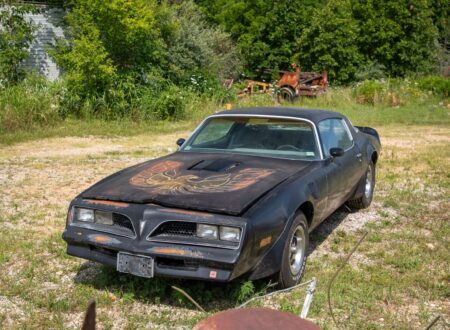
(348, 161, 375, 209)
(276, 212, 309, 289)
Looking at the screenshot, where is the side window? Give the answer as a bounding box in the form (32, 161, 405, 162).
(318, 119, 353, 156)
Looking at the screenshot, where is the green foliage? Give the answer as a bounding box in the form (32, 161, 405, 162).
(296, 0, 363, 84)
(417, 75, 450, 97)
(0, 4, 37, 85)
(140, 84, 191, 120)
(53, 0, 238, 119)
(198, 0, 440, 83)
(352, 0, 438, 77)
(167, 1, 241, 82)
(232, 280, 255, 303)
(352, 78, 431, 106)
(0, 74, 60, 132)
(197, 0, 324, 79)
(353, 80, 387, 105)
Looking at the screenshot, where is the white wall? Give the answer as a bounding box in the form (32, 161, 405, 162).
(22, 7, 65, 81)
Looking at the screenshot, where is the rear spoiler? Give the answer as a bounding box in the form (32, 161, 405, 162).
(355, 126, 380, 143)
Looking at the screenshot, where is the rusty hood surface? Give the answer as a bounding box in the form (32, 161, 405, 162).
(81, 152, 313, 215)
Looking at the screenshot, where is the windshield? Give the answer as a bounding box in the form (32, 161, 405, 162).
(181, 116, 320, 160)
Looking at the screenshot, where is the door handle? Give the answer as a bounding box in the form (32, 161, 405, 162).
(356, 153, 362, 161)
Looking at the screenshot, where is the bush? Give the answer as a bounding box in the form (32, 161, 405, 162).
(353, 80, 386, 105)
(352, 78, 431, 106)
(53, 0, 240, 121)
(139, 84, 192, 120)
(0, 74, 61, 132)
(417, 75, 450, 97)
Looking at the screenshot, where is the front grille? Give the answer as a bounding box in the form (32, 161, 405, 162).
(152, 221, 196, 237)
(113, 213, 134, 232)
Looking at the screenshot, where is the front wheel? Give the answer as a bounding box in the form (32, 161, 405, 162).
(275, 212, 309, 289)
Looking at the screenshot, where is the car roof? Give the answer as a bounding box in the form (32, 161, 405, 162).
(213, 107, 345, 124)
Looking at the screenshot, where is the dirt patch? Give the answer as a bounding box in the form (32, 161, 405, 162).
(0, 125, 448, 329)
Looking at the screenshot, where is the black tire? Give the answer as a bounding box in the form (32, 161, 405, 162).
(278, 87, 295, 102)
(348, 161, 375, 209)
(275, 212, 309, 289)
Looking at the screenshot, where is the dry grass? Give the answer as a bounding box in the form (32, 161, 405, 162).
(0, 124, 449, 329)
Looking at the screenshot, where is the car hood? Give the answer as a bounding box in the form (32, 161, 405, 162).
(81, 152, 313, 215)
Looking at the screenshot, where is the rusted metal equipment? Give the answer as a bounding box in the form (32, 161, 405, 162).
(276, 64, 328, 101)
(238, 80, 273, 98)
(233, 64, 327, 101)
(194, 308, 321, 330)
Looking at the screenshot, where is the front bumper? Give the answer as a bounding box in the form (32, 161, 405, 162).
(62, 200, 249, 281)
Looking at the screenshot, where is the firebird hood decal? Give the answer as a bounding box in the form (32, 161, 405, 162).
(130, 160, 274, 194)
(81, 152, 313, 215)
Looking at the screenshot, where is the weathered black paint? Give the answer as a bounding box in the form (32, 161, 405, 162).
(81, 153, 311, 215)
(63, 107, 381, 282)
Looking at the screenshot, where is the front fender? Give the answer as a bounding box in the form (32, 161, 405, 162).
(247, 212, 296, 280)
(243, 165, 325, 280)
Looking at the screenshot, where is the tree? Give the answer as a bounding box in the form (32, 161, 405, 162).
(0, 4, 36, 85)
(353, 0, 438, 76)
(295, 0, 363, 84)
(196, 0, 326, 78)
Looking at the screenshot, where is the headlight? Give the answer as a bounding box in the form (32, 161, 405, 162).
(197, 224, 218, 239)
(219, 226, 241, 242)
(95, 210, 113, 225)
(73, 208, 114, 225)
(75, 208, 95, 222)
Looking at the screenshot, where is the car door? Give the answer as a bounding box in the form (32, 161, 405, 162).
(318, 118, 363, 213)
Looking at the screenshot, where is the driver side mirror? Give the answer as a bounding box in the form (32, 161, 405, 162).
(176, 138, 186, 147)
(329, 147, 344, 157)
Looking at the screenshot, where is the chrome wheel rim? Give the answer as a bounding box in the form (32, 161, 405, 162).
(289, 226, 306, 275)
(365, 165, 373, 199)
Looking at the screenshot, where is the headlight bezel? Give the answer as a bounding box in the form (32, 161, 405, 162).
(70, 206, 136, 238)
(196, 223, 242, 243)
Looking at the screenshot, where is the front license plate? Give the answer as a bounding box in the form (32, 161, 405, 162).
(117, 252, 154, 278)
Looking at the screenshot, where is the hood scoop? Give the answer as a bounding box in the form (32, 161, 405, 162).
(189, 159, 241, 172)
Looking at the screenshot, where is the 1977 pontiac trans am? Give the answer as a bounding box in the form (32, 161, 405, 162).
(63, 107, 381, 288)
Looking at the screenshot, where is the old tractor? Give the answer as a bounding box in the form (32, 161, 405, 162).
(235, 64, 328, 102)
(276, 64, 328, 101)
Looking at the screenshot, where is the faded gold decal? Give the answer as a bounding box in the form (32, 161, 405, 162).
(130, 160, 274, 194)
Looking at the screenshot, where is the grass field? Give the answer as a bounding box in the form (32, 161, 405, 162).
(0, 96, 449, 329)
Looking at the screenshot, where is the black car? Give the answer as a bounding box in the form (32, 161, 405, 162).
(63, 107, 381, 288)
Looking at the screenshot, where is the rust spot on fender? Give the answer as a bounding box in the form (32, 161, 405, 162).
(153, 248, 186, 256)
(85, 199, 129, 208)
(259, 236, 272, 248)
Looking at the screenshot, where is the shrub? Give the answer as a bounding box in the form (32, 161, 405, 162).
(0, 74, 60, 132)
(139, 84, 192, 121)
(417, 75, 450, 97)
(353, 80, 386, 105)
